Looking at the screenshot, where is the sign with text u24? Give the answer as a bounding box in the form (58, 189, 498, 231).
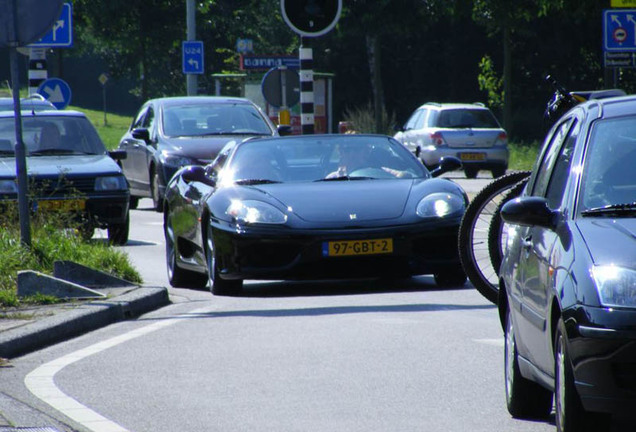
(28, 2, 73, 48)
(604, 9, 636, 51)
(182, 41, 204, 74)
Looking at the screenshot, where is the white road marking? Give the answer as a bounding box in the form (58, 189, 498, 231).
(474, 338, 504, 347)
(25, 306, 211, 432)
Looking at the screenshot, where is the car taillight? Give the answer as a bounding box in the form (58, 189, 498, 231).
(430, 132, 446, 146)
(497, 132, 508, 143)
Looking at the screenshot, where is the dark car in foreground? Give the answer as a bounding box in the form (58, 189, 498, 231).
(498, 95, 636, 431)
(163, 134, 468, 294)
(118, 96, 283, 212)
(0, 110, 129, 244)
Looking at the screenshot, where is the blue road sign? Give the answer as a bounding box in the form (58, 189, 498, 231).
(28, 3, 73, 48)
(182, 41, 204, 74)
(37, 78, 72, 110)
(604, 9, 636, 52)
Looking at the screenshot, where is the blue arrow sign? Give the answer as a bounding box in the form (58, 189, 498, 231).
(37, 78, 72, 110)
(182, 41, 204, 74)
(28, 3, 73, 48)
(604, 9, 636, 52)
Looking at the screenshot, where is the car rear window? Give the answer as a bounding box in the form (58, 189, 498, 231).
(436, 109, 500, 129)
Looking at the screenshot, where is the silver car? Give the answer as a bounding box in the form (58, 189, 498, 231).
(394, 102, 509, 178)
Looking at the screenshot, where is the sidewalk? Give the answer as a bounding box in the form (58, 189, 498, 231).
(0, 285, 170, 359)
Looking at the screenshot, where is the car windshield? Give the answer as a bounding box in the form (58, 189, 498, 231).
(162, 103, 273, 137)
(219, 135, 430, 184)
(436, 108, 500, 128)
(0, 116, 107, 156)
(579, 116, 636, 215)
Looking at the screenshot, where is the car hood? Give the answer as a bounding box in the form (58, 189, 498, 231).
(577, 219, 636, 266)
(0, 155, 121, 176)
(161, 135, 261, 161)
(255, 180, 414, 223)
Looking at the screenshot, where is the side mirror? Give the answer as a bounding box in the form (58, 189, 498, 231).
(109, 149, 127, 161)
(182, 165, 216, 187)
(131, 128, 151, 143)
(277, 125, 292, 136)
(501, 196, 556, 229)
(430, 156, 462, 178)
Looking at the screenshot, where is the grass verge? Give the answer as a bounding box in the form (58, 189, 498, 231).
(0, 212, 142, 308)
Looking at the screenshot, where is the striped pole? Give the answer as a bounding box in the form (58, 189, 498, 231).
(299, 38, 314, 134)
(28, 48, 47, 96)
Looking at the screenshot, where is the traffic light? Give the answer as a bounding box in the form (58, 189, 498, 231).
(280, 0, 342, 37)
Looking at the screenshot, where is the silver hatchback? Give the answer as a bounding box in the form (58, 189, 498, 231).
(394, 102, 509, 178)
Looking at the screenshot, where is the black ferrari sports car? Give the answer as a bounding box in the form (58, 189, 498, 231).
(163, 134, 468, 295)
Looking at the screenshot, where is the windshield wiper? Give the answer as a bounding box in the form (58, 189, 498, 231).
(315, 176, 375, 182)
(234, 178, 282, 185)
(29, 149, 77, 155)
(581, 202, 636, 217)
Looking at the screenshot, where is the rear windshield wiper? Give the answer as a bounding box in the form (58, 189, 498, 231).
(581, 202, 636, 216)
(234, 178, 282, 185)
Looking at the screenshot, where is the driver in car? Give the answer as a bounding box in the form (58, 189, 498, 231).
(326, 143, 411, 178)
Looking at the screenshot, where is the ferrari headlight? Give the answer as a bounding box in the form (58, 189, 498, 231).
(0, 179, 17, 194)
(592, 265, 636, 308)
(416, 192, 465, 218)
(95, 175, 128, 191)
(226, 199, 287, 224)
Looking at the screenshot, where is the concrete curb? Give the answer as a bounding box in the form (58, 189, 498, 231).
(0, 286, 170, 359)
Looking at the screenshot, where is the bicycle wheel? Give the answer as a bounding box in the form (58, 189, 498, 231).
(458, 171, 531, 304)
(488, 179, 529, 279)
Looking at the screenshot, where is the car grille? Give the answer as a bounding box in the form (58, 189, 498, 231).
(29, 176, 95, 196)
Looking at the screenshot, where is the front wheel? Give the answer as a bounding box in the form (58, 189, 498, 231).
(165, 214, 207, 289)
(107, 212, 130, 246)
(505, 308, 553, 419)
(554, 318, 610, 432)
(434, 266, 467, 287)
(205, 223, 243, 296)
(151, 169, 163, 213)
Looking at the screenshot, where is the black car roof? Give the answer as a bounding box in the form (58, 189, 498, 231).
(148, 96, 256, 107)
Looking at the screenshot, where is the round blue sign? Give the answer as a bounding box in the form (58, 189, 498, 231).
(37, 78, 72, 109)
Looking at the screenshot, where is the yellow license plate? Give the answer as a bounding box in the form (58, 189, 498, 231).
(459, 152, 486, 161)
(323, 238, 393, 257)
(37, 199, 86, 212)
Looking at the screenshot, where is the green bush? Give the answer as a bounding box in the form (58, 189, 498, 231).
(0, 209, 142, 307)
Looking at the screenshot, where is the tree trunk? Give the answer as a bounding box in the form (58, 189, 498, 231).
(366, 34, 384, 134)
(502, 22, 512, 136)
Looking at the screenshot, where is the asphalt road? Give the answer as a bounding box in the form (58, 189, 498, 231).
(0, 177, 565, 432)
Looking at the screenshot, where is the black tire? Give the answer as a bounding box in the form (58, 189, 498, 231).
(107, 212, 130, 246)
(434, 266, 467, 287)
(78, 222, 94, 241)
(487, 179, 528, 276)
(205, 223, 243, 296)
(464, 167, 479, 179)
(554, 318, 603, 432)
(458, 171, 531, 304)
(505, 308, 553, 419)
(164, 214, 207, 289)
(129, 196, 139, 210)
(491, 166, 508, 178)
(151, 169, 163, 213)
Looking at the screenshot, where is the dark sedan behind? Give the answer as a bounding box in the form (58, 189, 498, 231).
(118, 96, 283, 212)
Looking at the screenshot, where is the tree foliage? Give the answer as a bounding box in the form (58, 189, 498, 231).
(63, 0, 620, 141)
